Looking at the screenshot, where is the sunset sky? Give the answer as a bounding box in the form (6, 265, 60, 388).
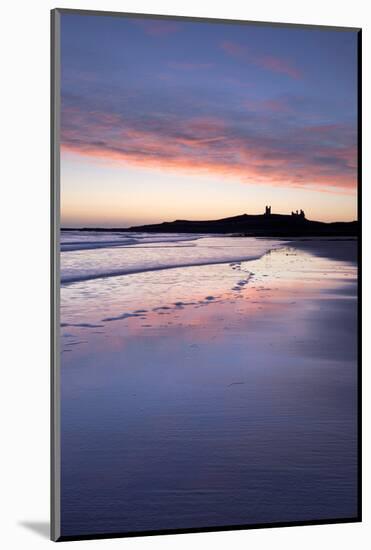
(60, 13, 358, 227)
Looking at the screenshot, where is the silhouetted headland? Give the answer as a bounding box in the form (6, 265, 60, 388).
(63, 206, 358, 237)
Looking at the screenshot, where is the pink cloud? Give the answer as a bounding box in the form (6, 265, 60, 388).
(259, 55, 302, 79)
(135, 20, 180, 37)
(61, 107, 356, 194)
(168, 62, 214, 70)
(245, 97, 293, 114)
(221, 40, 302, 80)
(221, 41, 246, 57)
(262, 99, 292, 113)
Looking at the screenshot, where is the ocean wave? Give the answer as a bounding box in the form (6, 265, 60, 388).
(60, 231, 202, 252)
(61, 239, 138, 251)
(60, 235, 286, 285)
(61, 253, 265, 285)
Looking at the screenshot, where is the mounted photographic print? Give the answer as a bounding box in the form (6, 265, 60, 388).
(51, 9, 361, 541)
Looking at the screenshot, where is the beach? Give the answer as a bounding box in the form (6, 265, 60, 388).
(60, 233, 358, 536)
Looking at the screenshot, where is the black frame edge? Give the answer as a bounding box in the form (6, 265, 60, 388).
(53, 7, 361, 32)
(356, 28, 362, 523)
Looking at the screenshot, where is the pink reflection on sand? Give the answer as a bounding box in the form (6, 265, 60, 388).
(61, 244, 356, 365)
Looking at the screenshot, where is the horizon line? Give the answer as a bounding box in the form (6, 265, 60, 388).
(60, 210, 358, 230)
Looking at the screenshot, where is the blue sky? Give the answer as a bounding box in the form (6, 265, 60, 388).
(60, 13, 358, 226)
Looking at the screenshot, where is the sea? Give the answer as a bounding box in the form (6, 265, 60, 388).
(60, 230, 358, 537)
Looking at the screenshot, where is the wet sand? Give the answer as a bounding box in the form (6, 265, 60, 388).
(60, 239, 358, 537)
(288, 237, 358, 264)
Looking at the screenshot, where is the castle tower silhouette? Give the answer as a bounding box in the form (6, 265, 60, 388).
(291, 209, 305, 219)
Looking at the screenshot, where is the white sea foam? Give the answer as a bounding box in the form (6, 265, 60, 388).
(60, 232, 285, 284)
(60, 231, 200, 251)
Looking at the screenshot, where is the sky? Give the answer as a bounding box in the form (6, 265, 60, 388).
(60, 13, 359, 227)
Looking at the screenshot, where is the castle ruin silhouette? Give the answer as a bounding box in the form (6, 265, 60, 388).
(264, 205, 305, 219)
(291, 209, 305, 219)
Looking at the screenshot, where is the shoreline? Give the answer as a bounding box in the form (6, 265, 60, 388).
(286, 237, 357, 264)
(61, 235, 357, 285)
(61, 238, 358, 535)
(60, 211, 358, 239)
